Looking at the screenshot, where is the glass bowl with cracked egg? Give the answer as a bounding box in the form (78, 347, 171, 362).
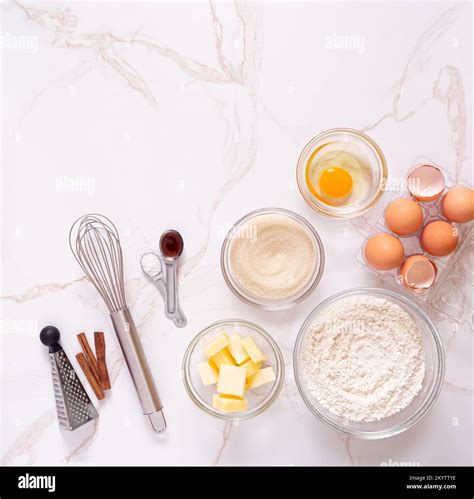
(182, 319, 285, 420)
(296, 128, 388, 218)
(293, 288, 445, 439)
(221, 207, 325, 311)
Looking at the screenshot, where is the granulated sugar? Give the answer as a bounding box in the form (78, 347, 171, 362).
(229, 214, 316, 300)
(302, 295, 425, 422)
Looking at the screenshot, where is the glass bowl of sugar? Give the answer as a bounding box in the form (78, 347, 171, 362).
(221, 207, 325, 311)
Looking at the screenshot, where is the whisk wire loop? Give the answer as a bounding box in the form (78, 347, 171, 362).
(69, 214, 128, 313)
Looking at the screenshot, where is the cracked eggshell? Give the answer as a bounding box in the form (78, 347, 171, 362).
(399, 254, 437, 292)
(407, 164, 445, 202)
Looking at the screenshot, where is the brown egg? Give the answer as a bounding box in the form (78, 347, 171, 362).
(399, 254, 437, 292)
(442, 186, 474, 223)
(364, 233, 405, 270)
(421, 220, 458, 256)
(384, 198, 423, 235)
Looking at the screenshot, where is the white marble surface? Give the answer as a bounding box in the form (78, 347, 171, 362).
(1, 0, 472, 466)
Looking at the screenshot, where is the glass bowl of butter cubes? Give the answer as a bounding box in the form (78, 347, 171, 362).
(182, 319, 285, 420)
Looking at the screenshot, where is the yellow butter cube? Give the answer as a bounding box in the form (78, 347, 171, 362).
(217, 365, 247, 397)
(212, 394, 248, 413)
(247, 366, 276, 389)
(227, 334, 250, 365)
(241, 336, 265, 364)
(197, 361, 218, 386)
(203, 333, 229, 358)
(211, 348, 236, 370)
(240, 359, 261, 379)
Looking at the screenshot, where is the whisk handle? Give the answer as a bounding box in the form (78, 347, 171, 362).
(110, 308, 166, 433)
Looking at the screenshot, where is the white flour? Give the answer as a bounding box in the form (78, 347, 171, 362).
(302, 295, 425, 422)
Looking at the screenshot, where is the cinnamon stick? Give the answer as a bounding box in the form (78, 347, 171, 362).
(76, 353, 105, 400)
(94, 332, 111, 390)
(77, 332, 100, 385)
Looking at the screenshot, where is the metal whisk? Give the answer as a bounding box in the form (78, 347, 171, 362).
(69, 214, 166, 433)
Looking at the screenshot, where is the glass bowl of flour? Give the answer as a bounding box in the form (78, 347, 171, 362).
(293, 288, 445, 439)
(221, 208, 325, 310)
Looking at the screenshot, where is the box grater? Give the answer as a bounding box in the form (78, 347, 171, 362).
(40, 326, 98, 431)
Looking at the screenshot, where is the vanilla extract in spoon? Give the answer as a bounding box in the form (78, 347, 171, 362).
(159, 230, 184, 317)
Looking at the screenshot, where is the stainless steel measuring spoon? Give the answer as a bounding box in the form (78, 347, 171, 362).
(159, 230, 184, 317)
(140, 252, 187, 328)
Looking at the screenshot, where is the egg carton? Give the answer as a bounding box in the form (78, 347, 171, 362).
(429, 227, 473, 333)
(355, 156, 473, 329)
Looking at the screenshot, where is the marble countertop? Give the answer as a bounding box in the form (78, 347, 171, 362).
(1, 0, 472, 466)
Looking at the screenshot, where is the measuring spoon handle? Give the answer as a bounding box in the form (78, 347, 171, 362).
(149, 274, 187, 328)
(163, 260, 178, 315)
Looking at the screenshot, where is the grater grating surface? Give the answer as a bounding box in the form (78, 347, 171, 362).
(41, 326, 98, 431)
(51, 350, 98, 430)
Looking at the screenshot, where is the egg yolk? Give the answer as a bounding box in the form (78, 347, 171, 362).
(319, 167, 353, 198)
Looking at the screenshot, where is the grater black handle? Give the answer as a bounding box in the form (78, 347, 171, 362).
(40, 326, 63, 353)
